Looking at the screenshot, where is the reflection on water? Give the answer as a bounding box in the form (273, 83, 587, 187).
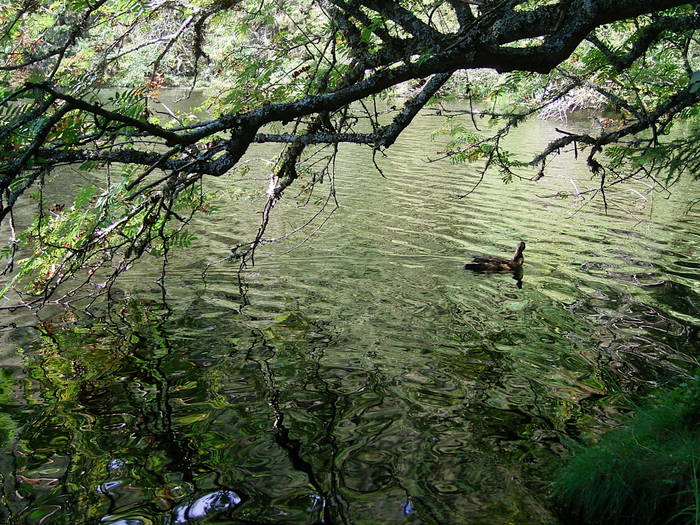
(0, 102, 698, 524)
(172, 490, 242, 523)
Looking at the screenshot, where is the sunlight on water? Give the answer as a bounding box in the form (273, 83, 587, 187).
(0, 99, 698, 524)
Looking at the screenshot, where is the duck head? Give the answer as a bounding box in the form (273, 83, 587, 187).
(512, 241, 526, 265)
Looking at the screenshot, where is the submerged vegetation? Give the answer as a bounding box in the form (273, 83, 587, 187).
(553, 376, 700, 525)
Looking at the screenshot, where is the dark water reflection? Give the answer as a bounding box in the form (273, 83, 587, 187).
(0, 303, 562, 524)
(0, 98, 698, 523)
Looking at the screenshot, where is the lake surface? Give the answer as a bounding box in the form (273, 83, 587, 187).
(0, 95, 698, 524)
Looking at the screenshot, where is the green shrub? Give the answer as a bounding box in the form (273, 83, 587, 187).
(552, 376, 700, 525)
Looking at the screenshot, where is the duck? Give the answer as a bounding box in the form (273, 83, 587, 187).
(463, 241, 526, 272)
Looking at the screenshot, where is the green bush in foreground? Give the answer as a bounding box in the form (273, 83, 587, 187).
(553, 376, 700, 525)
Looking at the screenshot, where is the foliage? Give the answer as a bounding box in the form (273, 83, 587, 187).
(0, 160, 214, 307)
(552, 375, 700, 525)
(0, 368, 18, 449)
(440, 11, 700, 189)
(1, 1, 700, 306)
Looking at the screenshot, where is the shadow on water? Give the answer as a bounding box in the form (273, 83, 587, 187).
(0, 299, 563, 524)
(0, 101, 698, 523)
(0, 273, 697, 524)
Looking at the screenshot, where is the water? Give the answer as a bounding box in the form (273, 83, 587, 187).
(0, 96, 698, 524)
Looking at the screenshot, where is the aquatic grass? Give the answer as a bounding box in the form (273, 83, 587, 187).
(669, 461, 700, 525)
(552, 375, 700, 525)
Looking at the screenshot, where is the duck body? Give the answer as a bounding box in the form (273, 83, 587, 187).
(463, 241, 525, 272)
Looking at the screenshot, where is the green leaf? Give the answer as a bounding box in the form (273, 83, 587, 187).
(74, 185, 96, 208)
